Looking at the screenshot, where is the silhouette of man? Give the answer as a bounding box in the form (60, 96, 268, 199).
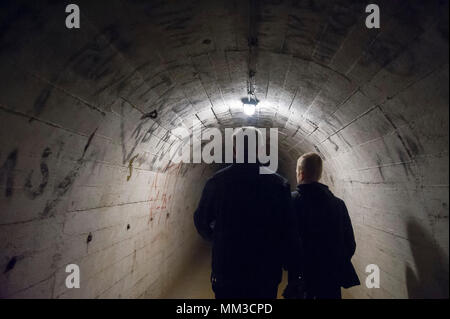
(291, 152, 360, 299)
(194, 127, 302, 299)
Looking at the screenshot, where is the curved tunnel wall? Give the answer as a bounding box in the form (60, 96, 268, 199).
(0, 0, 448, 298)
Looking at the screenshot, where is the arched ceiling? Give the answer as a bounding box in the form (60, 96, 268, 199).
(2, 0, 447, 169)
(0, 0, 448, 298)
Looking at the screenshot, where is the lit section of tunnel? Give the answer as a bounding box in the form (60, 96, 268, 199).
(0, 0, 448, 298)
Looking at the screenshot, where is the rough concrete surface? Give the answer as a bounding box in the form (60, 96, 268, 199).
(0, 0, 448, 298)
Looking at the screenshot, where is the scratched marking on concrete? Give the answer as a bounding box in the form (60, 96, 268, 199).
(127, 154, 139, 181)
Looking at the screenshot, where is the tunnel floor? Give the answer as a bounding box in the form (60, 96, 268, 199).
(162, 242, 215, 299)
(0, 0, 447, 300)
(162, 241, 291, 299)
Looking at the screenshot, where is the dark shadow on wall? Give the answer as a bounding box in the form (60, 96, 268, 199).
(405, 219, 449, 299)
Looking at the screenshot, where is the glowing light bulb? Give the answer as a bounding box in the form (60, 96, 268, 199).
(243, 103, 256, 116)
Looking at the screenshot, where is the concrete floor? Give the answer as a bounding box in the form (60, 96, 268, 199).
(162, 242, 215, 299)
(162, 241, 289, 299)
(1, 0, 447, 299)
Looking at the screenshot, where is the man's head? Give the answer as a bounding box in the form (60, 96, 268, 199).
(296, 152, 323, 184)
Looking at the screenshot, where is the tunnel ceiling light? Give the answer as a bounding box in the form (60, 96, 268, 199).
(242, 97, 258, 116)
(243, 102, 256, 116)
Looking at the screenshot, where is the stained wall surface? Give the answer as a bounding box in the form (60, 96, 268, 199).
(0, 0, 448, 298)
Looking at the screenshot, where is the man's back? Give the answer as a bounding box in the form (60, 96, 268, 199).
(194, 163, 293, 289)
(292, 182, 359, 297)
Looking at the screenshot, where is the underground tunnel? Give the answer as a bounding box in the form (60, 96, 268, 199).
(0, 0, 448, 299)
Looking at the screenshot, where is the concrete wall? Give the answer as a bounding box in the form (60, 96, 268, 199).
(0, 0, 448, 298)
(0, 94, 213, 298)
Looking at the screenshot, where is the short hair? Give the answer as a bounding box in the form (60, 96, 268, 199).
(297, 152, 323, 181)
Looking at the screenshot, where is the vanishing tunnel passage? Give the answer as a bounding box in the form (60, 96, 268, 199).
(0, 0, 448, 299)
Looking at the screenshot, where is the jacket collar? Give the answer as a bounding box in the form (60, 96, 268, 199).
(230, 162, 261, 173)
(296, 182, 329, 193)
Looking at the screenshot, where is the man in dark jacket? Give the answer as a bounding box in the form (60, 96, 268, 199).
(291, 152, 360, 299)
(194, 127, 302, 299)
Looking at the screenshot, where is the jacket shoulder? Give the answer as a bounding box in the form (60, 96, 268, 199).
(260, 167, 289, 187)
(333, 195, 346, 208)
(330, 194, 349, 217)
(207, 165, 233, 182)
(210, 165, 289, 187)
